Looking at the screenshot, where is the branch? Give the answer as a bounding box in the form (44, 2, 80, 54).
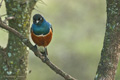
(0, 19, 77, 80)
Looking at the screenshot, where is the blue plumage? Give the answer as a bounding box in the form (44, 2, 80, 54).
(31, 14, 52, 35)
(32, 20, 51, 35)
(31, 16, 51, 35)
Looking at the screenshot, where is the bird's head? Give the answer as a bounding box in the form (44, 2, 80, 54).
(33, 14, 44, 25)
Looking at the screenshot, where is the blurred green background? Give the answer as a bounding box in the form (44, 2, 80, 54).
(0, 0, 108, 80)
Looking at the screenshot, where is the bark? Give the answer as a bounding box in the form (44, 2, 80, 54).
(0, 0, 37, 80)
(95, 0, 120, 80)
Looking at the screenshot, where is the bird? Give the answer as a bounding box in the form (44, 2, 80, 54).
(31, 14, 53, 59)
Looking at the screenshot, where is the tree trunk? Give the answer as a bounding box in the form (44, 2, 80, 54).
(95, 0, 120, 80)
(0, 0, 36, 80)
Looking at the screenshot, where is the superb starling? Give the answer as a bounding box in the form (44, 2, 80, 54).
(31, 14, 53, 58)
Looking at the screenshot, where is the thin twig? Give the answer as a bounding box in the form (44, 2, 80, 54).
(0, 19, 77, 80)
(3, 16, 15, 24)
(33, 8, 42, 13)
(38, 0, 47, 6)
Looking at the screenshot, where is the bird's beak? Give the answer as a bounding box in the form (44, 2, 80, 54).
(36, 20, 39, 24)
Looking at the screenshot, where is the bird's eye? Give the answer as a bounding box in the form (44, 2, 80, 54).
(38, 18, 40, 20)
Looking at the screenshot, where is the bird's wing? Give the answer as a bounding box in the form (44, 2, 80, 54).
(50, 25, 53, 33)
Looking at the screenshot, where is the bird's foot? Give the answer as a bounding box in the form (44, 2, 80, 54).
(42, 54, 49, 62)
(30, 45, 37, 51)
(40, 47, 49, 62)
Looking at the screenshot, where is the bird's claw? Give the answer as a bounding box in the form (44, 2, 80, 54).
(42, 54, 49, 62)
(34, 45, 37, 49)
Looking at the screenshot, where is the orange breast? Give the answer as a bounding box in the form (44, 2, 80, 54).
(31, 28, 52, 47)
